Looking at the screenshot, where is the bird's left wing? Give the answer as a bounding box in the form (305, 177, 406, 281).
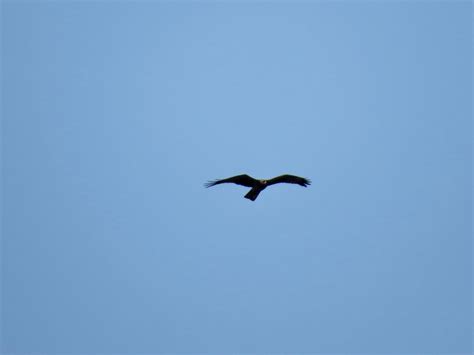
(204, 174, 257, 188)
(267, 174, 311, 187)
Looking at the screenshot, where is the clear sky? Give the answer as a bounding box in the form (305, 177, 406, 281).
(2, 1, 472, 353)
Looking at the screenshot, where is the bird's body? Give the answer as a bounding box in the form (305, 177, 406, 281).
(204, 174, 311, 201)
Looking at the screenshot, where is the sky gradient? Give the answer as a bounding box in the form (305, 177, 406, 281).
(1, 1, 472, 353)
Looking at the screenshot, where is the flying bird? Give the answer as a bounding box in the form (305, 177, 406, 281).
(204, 174, 311, 201)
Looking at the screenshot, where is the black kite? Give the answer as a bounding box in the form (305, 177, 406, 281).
(205, 174, 311, 201)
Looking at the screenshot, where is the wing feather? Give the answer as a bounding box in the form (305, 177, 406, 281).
(267, 174, 311, 187)
(204, 174, 258, 188)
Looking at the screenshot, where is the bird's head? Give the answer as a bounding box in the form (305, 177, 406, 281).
(260, 180, 268, 185)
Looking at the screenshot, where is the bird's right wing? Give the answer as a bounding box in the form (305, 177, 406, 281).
(204, 174, 257, 188)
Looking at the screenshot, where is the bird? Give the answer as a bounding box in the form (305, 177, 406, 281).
(204, 174, 311, 201)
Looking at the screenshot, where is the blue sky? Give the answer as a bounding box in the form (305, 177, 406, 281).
(1, 1, 472, 353)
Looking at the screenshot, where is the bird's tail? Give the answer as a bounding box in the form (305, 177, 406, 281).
(244, 187, 262, 201)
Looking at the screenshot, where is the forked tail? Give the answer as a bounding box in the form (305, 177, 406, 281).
(244, 187, 262, 201)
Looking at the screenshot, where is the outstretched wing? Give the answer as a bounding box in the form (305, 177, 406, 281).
(204, 174, 258, 188)
(267, 174, 311, 187)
